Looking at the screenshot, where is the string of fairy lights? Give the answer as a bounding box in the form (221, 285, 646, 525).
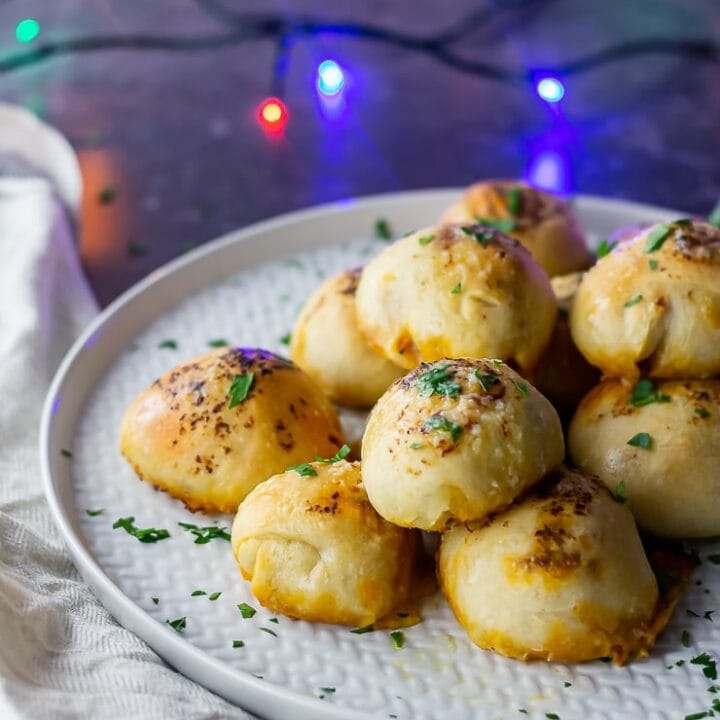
(2, 0, 719, 134)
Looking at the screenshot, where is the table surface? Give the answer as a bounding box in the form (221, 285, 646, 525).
(1, 0, 718, 306)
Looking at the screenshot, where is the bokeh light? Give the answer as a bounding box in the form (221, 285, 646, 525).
(258, 97, 288, 133)
(536, 77, 565, 103)
(16, 18, 41, 43)
(317, 60, 345, 96)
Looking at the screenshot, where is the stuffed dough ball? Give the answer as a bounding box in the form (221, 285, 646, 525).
(440, 180, 591, 277)
(290, 267, 404, 407)
(231, 459, 426, 626)
(361, 358, 564, 531)
(119, 347, 345, 513)
(355, 224, 557, 372)
(438, 467, 661, 664)
(570, 219, 720, 379)
(568, 377, 720, 538)
(531, 272, 601, 417)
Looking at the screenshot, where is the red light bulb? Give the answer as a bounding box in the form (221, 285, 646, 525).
(258, 97, 288, 133)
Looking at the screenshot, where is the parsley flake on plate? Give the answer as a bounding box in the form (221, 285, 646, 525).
(259, 627, 277, 637)
(350, 624, 374, 634)
(315, 444, 351, 463)
(695, 407, 711, 419)
(375, 218, 393, 240)
(60, 448, 73, 458)
(228, 372, 254, 408)
(166, 617, 186, 632)
(682, 630, 692, 647)
(279, 333, 291, 345)
(208, 339, 229, 348)
(418, 234, 434, 246)
(451, 282, 462, 294)
(645, 224, 671, 253)
(208, 591, 221, 601)
(85, 508, 104, 516)
(112, 517, 170, 543)
(237, 603, 256, 618)
(151, 597, 159, 605)
(158, 339, 178, 350)
(191, 590, 206, 597)
(691, 652, 718, 680)
(389, 630, 405, 649)
(178, 522, 231, 544)
(624, 294, 643, 308)
(232, 640, 245, 648)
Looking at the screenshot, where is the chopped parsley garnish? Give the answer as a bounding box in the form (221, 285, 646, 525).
(389, 630, 405, 649)
(60, 448, 73, 458)
(287, 463, 318, 477)
(375, 218, 393, 240)
(708, 200, 720, 228)
(546, 714, 560, 720)
(627, 432, 652, 449)
(474, 371, 498, 392)
(695, 407, 711, 418)
(649, 259, 658, 270)
(259, 627, 277, 637)
(685, 712, 712, 720)
(191, 590, 207, 597)
(98, 186, 117, 204)
(112, 517, 170, 543)
(514, 381, 529, 397)
(228, 372, 254, 408)
(506, 186, 522, 216)
(418, 234, 434, 245)
(645, 223, 671, 253)
(151, 597, 159, 605)
(475, 217, 515, 233)
(613, 480, 627, 504)
(425, 415, 463, 443)
(178, 522, 231, 544)
(85, 508, 104, 516)
(705, 610, 715, 621)
(208, 339, 229, 348)
(316, 444, 351, 463)
(237, 603, 256, 618)
(409, 442, 424, 450)
(415, 363, 461, 399)
(688, 609, 701, 618)
(708, 554, 720, 564)
(158, 339, 178, 350)
(629, 378, 671, 406)
(232, 640, 245, 648)
(209, 591, 222, 601)
(564, 682, 572, 687)
(350, 624, 374, 634)
(319, 687, 335, 694)
(624, 294, 643, 308)
(279, 333, 291, 345)
(166, 617, 186, 632)
(596, 239, 617, 258)
(691, 652, 718, 680)
(269, 617, 279, 624)
(461, 225, 493, 246)
(451, 282, 462, 294)
(683, 630, 692, 647)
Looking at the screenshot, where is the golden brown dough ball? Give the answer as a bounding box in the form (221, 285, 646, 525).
(440, 180, 591, 277)
(361, 358, 564, 531)
(570, 220, 720, 379)
(290, 268, 404, 407)
(568, 377, 720, 538)
(531, 272, 601, 417)
(355, 224, 557, 371)
(438, 467, 661, 664)
(119, 347, 345, 513)
(231, 459, 425, 625)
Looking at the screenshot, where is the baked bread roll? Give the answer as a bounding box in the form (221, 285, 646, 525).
(440, 180, 591, 277)
(568, 377, 720, 538)
(570, 219, 720, 379)
(355, 224, 557, 371)
(119, 347, 345, 513)
(231, 459, 425, 625)
(290, 268, 404, 407)
(438, 467, 661, 664)
(531, 272, 601, 417)
(361, 358, 564, 531)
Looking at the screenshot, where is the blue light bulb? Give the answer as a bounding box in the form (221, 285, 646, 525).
(536, 77, 565, 103)
(317, 60, 345, 96)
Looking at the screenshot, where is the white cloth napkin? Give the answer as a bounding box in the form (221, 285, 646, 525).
(0, 130, 251, 717)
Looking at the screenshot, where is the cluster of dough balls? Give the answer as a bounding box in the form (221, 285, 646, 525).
(569, 219, 720, 538)
(362, 358, 667, 663)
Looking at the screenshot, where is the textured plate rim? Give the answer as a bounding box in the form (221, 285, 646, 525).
(39, 189, 685, 720)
